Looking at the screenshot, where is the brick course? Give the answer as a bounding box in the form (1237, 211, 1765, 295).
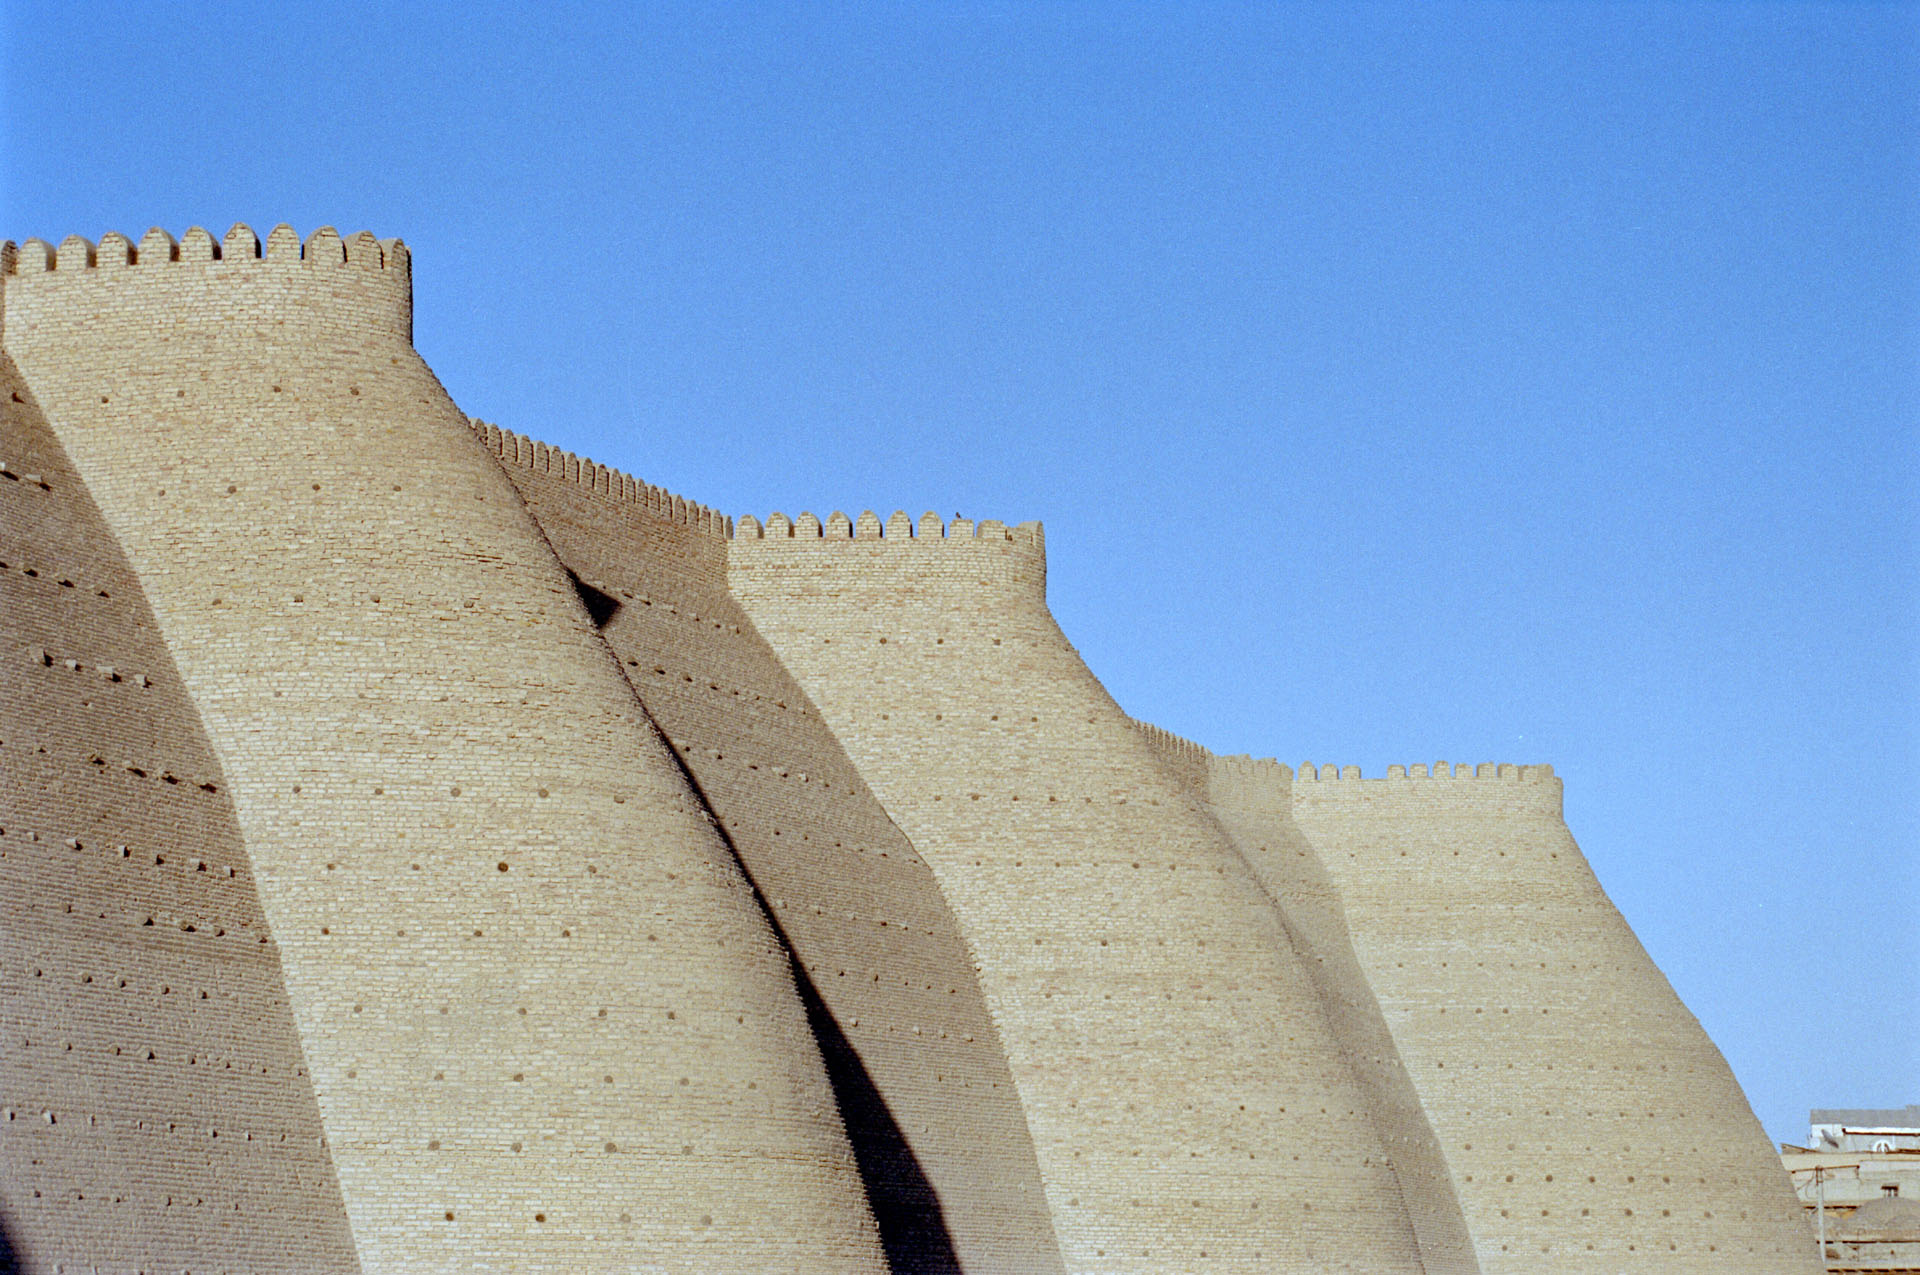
(0, 222, 1819, 1275)
(3, 226, 884, 1273)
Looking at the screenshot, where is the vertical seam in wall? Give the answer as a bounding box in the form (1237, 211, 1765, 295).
(467, 434, 885, 1245)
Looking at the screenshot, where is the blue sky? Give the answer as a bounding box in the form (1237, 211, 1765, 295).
(4, 0, 1914, 1145)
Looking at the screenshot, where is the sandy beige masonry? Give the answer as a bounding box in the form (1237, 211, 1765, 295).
(3, 219, 1819, 1275)
(0, 354, 360, 1274)
(731, 513, 1430, 1274)
(1134, 723, 1481, 1275)
(2, 225, 886, 1273)
(1215, 753, 1817, 1273)
(478, 419, 1066, 1274)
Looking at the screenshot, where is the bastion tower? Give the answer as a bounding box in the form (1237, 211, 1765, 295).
(0, 224, 1818, 1274)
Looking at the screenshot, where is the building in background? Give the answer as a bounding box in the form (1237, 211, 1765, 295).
(1783, 1107, 1920, 1274)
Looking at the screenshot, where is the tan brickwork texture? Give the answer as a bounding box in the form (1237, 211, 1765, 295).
(480, 421, 1065, 1275)
(0, 352, 360, 1273)
(1214, 751, 1816, 1272)
(731, 513, 1431, 1273)
(3, 226, 885, 1274)
(0, 224, 1818, 1274)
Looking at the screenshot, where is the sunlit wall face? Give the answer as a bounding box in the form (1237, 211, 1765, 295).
(3, 0, 1912, 1156)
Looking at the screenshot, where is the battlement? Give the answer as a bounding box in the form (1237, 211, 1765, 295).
(735, 509, 1044, 549)
(1285, 757, 1564, 819)
(1126, 718, 1555, 787)
(5, 223, 409, 276)
(471, 419, 733, 538)
(1293, 760, 1555, 783)
(2, 223, 412, 346)
(1128, 717, 1213, 762)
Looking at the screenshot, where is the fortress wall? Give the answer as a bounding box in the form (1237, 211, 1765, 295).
(0, 354, 361, 1273)
(1133, 724, 1481, 1274)
(1272, 761, 1819, 1273)
(730, 512, 1428, 1275)
(1, 228, 887, 1273)
(477, 421, 1065, 1274)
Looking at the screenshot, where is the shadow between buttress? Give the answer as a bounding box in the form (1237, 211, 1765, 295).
(660, 735, 963, 1275)
(0, 1207, 21, 1275)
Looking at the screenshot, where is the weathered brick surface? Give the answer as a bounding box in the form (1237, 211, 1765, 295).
(1209, 750, 1819, 1273)
(481, 421, 1066, 1274)
(0, 221, 1818, 1275)
(1136, 724, 1481, 1274)
(0, 353, 362, 1273)
(2, 226, 886, 1273)
(730, 512, 1429, 1274)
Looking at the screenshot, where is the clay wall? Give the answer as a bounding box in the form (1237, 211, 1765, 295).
(1230, 754, 1818, 1272)
(729, 511, 1429, 1274)
(1133, 723, 1482, 1274)
(0, 354, 360, 1271)
(477, 420, 1065, 1274)
(2, 227, 887, 1273)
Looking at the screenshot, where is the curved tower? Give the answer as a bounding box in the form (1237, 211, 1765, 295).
(2, 226, 887, 1273)
(730, 510, 1429, 1274)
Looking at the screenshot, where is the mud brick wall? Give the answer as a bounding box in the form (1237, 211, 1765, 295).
(2, 226, 886, 1274)
(730, 509, 1429, 1274)
(482, 421, 1065, 1274)
(0, 352, 360, 1273)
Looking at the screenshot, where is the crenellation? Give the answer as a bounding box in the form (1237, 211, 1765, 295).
(3, 222, 412, 277)
(302, 225, 345, 263)
(732, 507, 1043, 553)
(474, 418, 731, 538)
(98, 230, 135, 266)
(344, 229, 382, 268)
(224, 221, 260, 259)
(180, 226, 218, 263)
(1288, 759, 1557, 783)
(137, 226, 176, 262)
(264, 221, 301, 261)
(59, 234, 98, 269)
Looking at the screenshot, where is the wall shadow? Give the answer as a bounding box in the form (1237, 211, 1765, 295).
(655, 729, 963, 1274)
(0, 1207, 21, 1275)
(567, 569, 623, 628)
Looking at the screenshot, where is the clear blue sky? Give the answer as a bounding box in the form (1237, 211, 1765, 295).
(4, 1, 1914, 1146)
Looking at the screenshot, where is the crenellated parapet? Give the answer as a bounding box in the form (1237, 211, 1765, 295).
(3, 223, 412, 345)
(733, 509, 1047, 600)
(1125, 717, 1209, 763)
(470, 418, 733, 537)
(736, 508, 1043, 547)
(1289, 757, 1562, 819)
(8, 223, 408, 274)
(1293, 759, 1554, 781)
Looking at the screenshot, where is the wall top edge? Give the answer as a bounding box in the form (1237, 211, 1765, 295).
(1127, 719, 1556, 783)
(736, 510, 1043, 547)
(4, 224, 408, 275)
(470, 418, 732, 538)
(472, 419, 1042, 551)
